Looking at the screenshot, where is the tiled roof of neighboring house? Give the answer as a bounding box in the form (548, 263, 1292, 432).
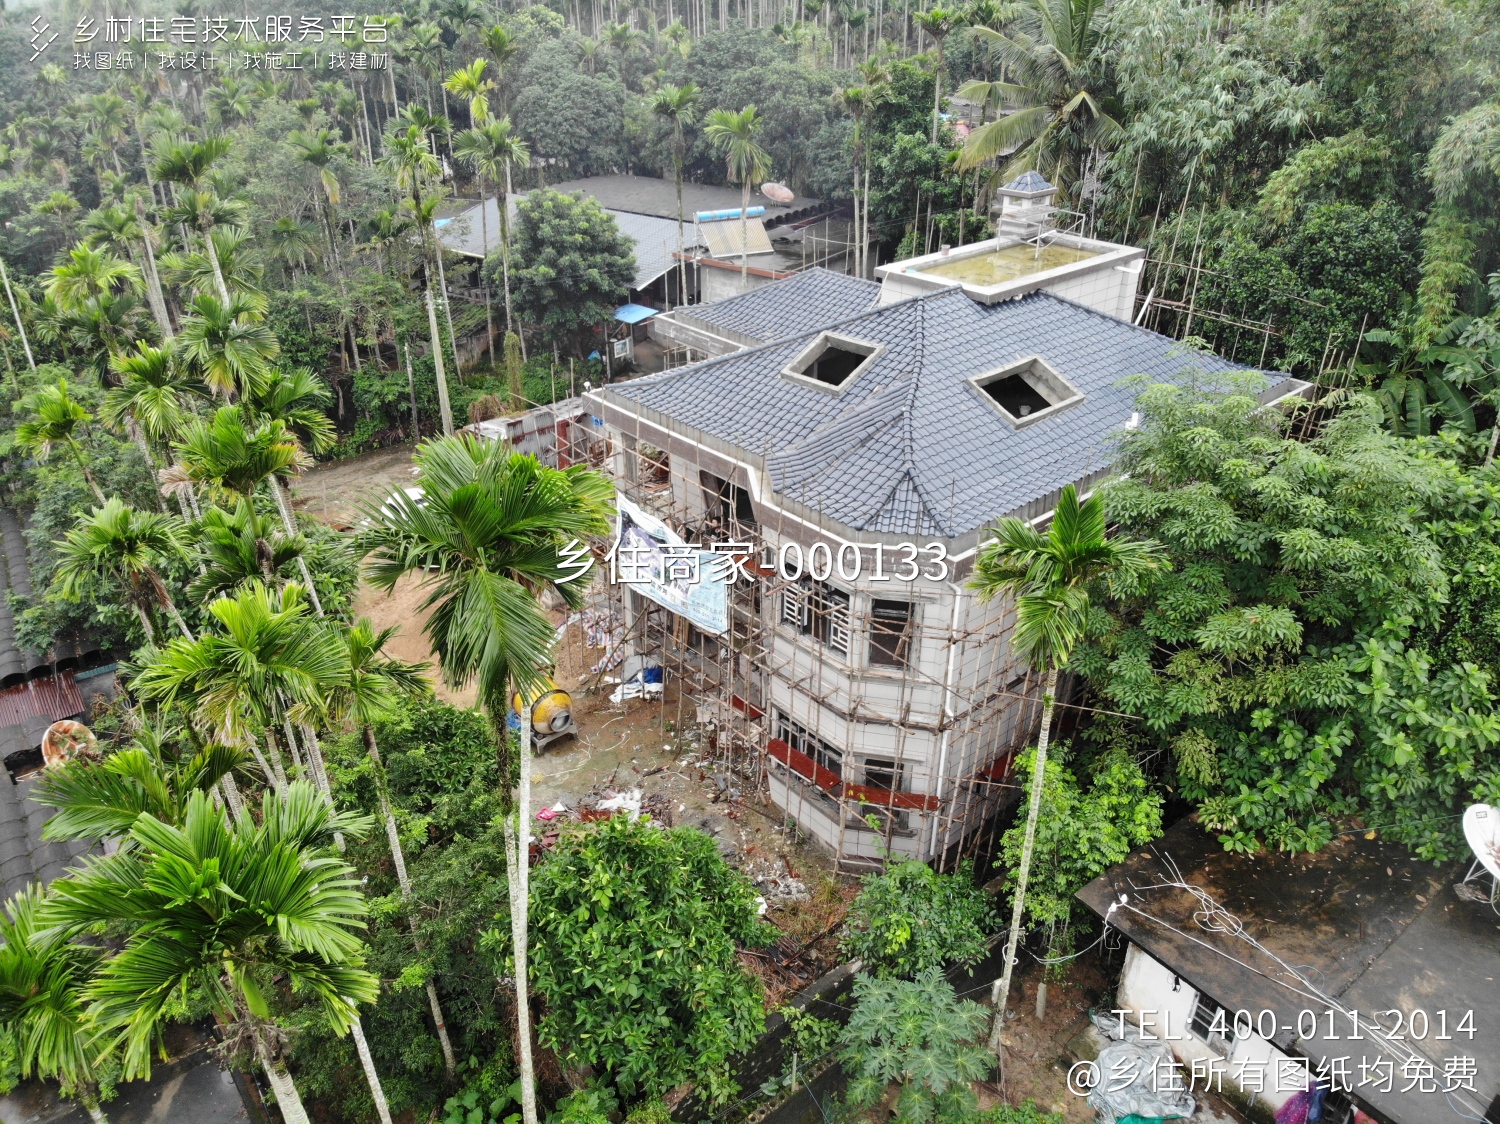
(672, 268, 880, 344)
(545, 174, 822, 225)
(436, 195, 704, 292)
(0, 510, 48, 688)
(601, 285, 1267, 540)
(0, 512, 94, 899)
(0, 740, 91, 900)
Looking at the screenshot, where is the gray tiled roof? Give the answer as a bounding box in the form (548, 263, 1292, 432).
(602, 285, 1251, 538)
(0, 510, 46, 687)
(676, 268, 880, 343)
(1004, 171, 1054, 193)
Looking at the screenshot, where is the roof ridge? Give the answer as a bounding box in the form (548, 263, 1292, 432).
(896, 296, 950, 537)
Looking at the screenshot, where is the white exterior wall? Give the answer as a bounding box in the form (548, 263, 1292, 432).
(699, 263, 781, 303)
(603, 428, 1042, 864)
(1116, 943, 1301, 1113)
(1041, 258, 1143, 322)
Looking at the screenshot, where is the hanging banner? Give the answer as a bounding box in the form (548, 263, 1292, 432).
(611, 493, 730, 636)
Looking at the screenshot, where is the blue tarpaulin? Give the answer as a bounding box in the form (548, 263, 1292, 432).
(614, 303, 659, 324)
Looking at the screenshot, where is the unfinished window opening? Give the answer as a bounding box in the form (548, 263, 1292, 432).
(639, 443, 670, 490)
(847, 802, 911, 835)
(776, 710, 843, 781)
(783, 333, 884, 392)
(869, 599, 914, 668)
(970, 356, 1084, 428)
(700, 470, 757, 529)
(861, 757, 904, 791)
(782, 577, 851, 657)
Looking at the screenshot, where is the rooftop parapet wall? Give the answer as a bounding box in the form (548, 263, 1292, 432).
(876, 233, 1146, 320)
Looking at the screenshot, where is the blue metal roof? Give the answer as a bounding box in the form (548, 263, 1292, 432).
(614, 303, 659, 324)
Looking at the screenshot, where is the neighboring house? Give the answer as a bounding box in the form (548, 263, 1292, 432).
(0, 508, 111, 899)
(1077, 817, 1499, 1124)
(436, 174, 843, 313)
(581, 215, 1310, 868)
(436, 193, 708, 305)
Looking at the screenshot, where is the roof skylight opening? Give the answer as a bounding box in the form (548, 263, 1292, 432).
(782, 333, 884, 392)
(970, 356, 1085, 428)
(806, 344, 867, 387)
(983, 374, 1051, 418)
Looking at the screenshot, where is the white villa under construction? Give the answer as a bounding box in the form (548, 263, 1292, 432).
(572, 175, 1310, 870)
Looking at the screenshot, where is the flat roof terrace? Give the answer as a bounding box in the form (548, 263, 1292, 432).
(876, 231, 1145, 320)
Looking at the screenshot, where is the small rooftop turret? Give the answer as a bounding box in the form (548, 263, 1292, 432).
(993, 171, 1057, 238)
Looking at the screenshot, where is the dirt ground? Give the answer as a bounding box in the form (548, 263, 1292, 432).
(293, 442, 419, 528)
(304, 450, 1108, 1115)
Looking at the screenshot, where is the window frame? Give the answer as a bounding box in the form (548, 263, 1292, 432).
(868, 598, 915, 669)
(782, 576, 851, 658)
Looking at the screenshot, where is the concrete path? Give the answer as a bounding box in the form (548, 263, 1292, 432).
(0, 1046, 252, 1124)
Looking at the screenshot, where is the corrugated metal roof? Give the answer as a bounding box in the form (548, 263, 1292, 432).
(601, 282, 1253, 539)
(699, 217, 774, 258)
(0, 672, 85, 729)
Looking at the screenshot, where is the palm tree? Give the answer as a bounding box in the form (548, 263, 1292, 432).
(704, 106, 773, 289)
(44, 784, 379, 1124)
(164, 406, 306, 507)
(15, 380, 107, 503)
(54, 498, 194, 643)
(454, 118, 529, 352)
(481, 25, 520, 113)
(956, 0, 1121, 194)
(405, 23, 448, 113)
(153, 137, 238, 302)
(159, 225, 264, 304)
(43, 243, 142, 313)
(650, 83, 701, 302)
(381, 125, 455, 435)
(83, 92, 131, 177)
(838, 85, 874, 277)
(245, 368, 337, 456)
(913, 7, 959, 143)
(33, 722, 245, 840)
(133, 581, 342, 793)
(0, 885, 115, 1124)
(105, 340, 206, 455)
(444, 59, 495, 127)
(177, 292, 280, 399)
(81, 202, 173, 340)
(265, 217, 319, 281)
(328, 619, 457, 1074)
(242, 368, 336, 612)
(968, 483, 1163, 1053)
(362, 434, 614, 1124)
(188, 498, 307, 603)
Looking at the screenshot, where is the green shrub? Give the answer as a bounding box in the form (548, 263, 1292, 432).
(839, 970, 992, 1124)
(529, 815, 775, 1103)
(839, 860, 994, 978)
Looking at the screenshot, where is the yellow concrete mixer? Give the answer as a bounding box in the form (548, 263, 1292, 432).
(510, 677, 577, 752)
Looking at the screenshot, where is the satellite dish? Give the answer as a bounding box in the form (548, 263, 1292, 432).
(760, 182, 795, 204)
(1463, 804, 1500, 880)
